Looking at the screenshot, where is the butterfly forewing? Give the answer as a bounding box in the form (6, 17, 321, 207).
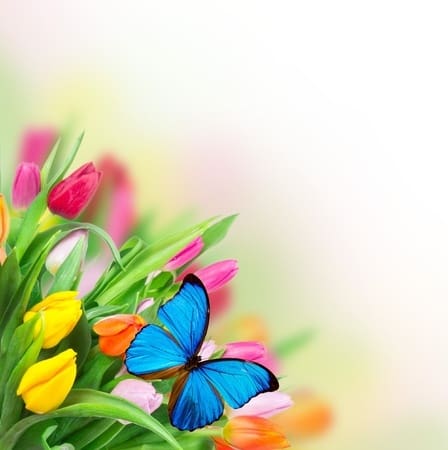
(125, 324, 186, 376)
(158, 274, 209, 357)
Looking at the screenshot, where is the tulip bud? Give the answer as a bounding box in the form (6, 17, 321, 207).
(19, 128, 57, 167)
(111, 379, 163, 424)
(45, 230, 88, 275)
(165, 237, 204, 271)
(0, 194, 10, 246)
(17, 349, 77, 413)
(93, 314, 146, 356)
(224, 341, 279, 373)
(48, 162, 102, 219)
(229, 392, 293, 419)
(195, 259, 238, 292)
(12, 162, 41, 209)
(24, 291, 82, 349)
(223, 416, 290, 450)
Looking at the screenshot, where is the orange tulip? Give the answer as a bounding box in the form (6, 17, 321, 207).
(271, 391, 332, 437)
(93, 314, 146, 356)
(223, 416, 289, 450)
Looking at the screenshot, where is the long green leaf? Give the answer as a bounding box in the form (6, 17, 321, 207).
(49, 132, 85, 186)
(48, 238, 86, 294)
(0, 251, 21, 330)
(0, 389, 182, 450)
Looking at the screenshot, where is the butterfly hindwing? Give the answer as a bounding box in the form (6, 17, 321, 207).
(125, 324, 186, 376)
(158, 274, 209, 357)
(169, 369, 224, 431)
(199, 358, 279, 408)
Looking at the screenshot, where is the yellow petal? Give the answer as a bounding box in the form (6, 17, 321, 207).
(17, 349, 76, 394)
(30, 291, 78, 312)
(18, 349, 77, 413)
(42, 306, 82, 348)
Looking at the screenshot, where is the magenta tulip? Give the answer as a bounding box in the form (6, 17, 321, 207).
(195, 259, 238, 292)
(165, 237, 204, 271)
(12, 162, 41, 209)
(48, 163, 102, 219)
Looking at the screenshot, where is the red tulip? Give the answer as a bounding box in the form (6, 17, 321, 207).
(48, 163, 102, 219)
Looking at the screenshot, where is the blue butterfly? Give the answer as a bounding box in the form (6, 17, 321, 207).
(125, 274, 279, 431)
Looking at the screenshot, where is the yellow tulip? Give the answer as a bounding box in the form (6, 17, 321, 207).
(16, 349, 77, 413)
(24, 291, 82, 348)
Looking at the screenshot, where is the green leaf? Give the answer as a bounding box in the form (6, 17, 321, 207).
(41, 425, 58, 450)
(57, 312, 91, 371)
(85, 304, 130, 322)
(48, 238, 86, 294)
(13, 420, 59, 450)
(60, 419, 116, 449)
(0, 389, 182, 450)
(201, 214, 238, 250)
(0, 251, 21, 331)
(49, 132, 85, 186)
(40, 137, 62, 185)
(81, 422, 125, 450)
(13, 190, 51, 261)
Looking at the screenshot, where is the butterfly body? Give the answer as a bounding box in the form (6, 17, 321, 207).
(125, 274, 279, 431)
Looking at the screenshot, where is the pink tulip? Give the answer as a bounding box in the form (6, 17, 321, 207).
(224, 341, 279, 373)
(19, 128, 57, 167)
(229, 392, 293, 419)
(195, 259, 238, 292)
(12, 162, 41, 209)
(111, 379, 162, 423)
(48, 162, 102, 219)
(165, 237, 204, 271)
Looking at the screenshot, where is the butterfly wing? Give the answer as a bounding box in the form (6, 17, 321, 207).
(198, 358, 279, 408)
(169, 370, 224, 431)
(158, 274, 209, 357)
(168, 358, 279, 431)
(125, 324, 187, 378)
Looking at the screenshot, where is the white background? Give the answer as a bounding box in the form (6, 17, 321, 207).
(1, 2, 447, 449)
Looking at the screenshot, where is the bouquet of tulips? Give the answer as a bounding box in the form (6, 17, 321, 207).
(0, 130, 330, 450)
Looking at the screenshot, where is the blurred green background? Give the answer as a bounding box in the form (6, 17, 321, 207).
(1, 2, 447, 449)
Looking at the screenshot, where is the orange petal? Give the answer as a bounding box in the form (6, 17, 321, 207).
(99, 325, 140, 356)
(93, 314, 143, 336)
